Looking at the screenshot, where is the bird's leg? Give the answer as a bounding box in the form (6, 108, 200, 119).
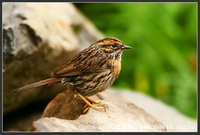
(83, 104, 90, 114)
(85, 96, 108, 108)
(75, 91, 106, 111)
(82, 97, 108, 113)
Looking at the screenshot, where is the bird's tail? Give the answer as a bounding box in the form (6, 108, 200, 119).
(13, 78, 62, 94)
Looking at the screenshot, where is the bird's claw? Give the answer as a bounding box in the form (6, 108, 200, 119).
(83, 102, 107, 113)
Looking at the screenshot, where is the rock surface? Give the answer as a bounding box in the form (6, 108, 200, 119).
(4, 88, 196, 132)
(3, 3, 104, 115)
(113, 88, 197, 132)
(31, 90, 166, 132)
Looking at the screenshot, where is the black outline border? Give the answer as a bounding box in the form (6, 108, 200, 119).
(1, 0, 199, 134)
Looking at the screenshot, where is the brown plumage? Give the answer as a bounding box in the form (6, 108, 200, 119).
(13, 37, 132, 110)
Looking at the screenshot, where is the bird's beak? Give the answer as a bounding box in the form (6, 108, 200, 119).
(121, 45, 132, 50)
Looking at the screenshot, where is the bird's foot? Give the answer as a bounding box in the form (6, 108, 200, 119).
(75, 91, 108, 113)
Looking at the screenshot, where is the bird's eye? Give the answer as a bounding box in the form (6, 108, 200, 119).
(111, 43, 117, 48)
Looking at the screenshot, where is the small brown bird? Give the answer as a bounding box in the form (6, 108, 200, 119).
(13, 37, 132, 111)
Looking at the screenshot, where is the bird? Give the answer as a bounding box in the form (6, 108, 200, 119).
(13, 37, 132, 111)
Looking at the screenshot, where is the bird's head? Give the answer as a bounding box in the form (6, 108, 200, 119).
(95, 37, 132, 60)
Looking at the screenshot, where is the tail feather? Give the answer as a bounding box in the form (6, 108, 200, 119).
(13, 78, 62, 94)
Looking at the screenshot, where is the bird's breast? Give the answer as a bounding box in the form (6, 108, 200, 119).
(112, 59, 121, 79)
(73, 59, 121, 96)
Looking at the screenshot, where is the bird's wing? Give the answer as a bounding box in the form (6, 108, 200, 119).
(52, 48, 106, 78)
(51, 63, 83, 77)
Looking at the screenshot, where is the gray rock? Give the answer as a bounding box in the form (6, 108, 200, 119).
(5, 88, 196, 132)
(31, 90, 166, 132)
(3, 3, 104, 115)
(112, 88, 197, 132)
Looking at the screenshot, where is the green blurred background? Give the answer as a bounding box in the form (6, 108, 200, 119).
(75, 3, 197, 119)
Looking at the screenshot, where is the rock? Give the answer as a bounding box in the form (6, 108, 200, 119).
(3, 3, 104, 115)
(31, 90, 166, 132)
(4, 88, 196, 132)
(112, 88, 197, 132)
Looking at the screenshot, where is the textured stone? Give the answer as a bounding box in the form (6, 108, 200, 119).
(31, 90, 166, 132)
(113, 88, 197, 132)
(3, 3, 104, 115)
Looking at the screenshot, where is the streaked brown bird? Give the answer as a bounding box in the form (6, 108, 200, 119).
(13, 37, 132, 111)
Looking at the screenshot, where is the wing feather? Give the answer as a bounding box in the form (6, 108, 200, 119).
(52, 63, 82, 77)
(51, 47, 106, 78)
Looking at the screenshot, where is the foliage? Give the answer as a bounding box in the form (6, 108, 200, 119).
(75, 3, 197, 119)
